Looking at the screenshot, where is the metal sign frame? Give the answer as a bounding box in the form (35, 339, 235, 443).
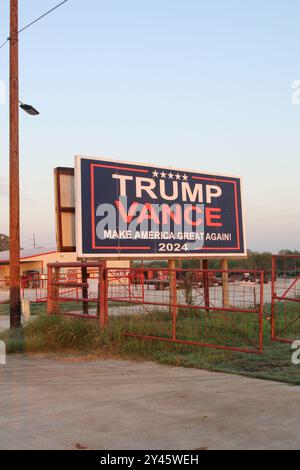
(54, 167, 76, 252)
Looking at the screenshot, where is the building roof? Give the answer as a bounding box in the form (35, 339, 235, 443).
(0, 248, 57, 263)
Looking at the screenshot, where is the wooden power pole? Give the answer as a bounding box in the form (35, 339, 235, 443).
(9, 0, 21, 328)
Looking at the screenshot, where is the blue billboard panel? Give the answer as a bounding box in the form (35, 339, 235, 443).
(76, 156, 246, 258)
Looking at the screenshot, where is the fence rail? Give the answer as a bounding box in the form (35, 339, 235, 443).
(271, 255, 300, 343)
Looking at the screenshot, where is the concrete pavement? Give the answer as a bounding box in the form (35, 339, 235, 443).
(0, 356, 300, 450)
(0, 316, 9, 332)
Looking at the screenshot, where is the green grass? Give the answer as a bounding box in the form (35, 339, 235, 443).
(0, 302, 47, 316)
(123, 308, 261, 351)
(0, 303, 9, 315)
(0, 300, 99, 316)
(1, 301, 299, 385)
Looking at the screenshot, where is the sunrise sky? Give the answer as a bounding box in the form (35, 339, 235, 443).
(0, 0, 299, 252)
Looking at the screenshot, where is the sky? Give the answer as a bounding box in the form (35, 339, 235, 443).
(0, 0, 299, 252)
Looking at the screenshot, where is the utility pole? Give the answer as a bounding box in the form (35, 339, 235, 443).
(32, 233, 37, 249)
(9, 0, 21, 328)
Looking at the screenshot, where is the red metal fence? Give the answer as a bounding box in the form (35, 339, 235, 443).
(1, 263, 266, 354)
(47, 262, 108, 327)
(107, 267, 264, 354)
(21, 274, 48, 302)
(1, 273, 83, 304)
(0, 274, 48, 303)
(271, 255, 300, 343)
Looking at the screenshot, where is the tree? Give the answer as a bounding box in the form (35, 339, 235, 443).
(0, 234, 9, 252)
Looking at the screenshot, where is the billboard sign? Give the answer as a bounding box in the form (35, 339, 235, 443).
(75, 156, 246, 258)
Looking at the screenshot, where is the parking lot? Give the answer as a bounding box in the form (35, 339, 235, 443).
(0, 277, 292, 307)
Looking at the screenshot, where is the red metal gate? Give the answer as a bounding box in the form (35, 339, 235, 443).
(107, 269, 145, 303)
(47, 262, 108, 327)
(271, 255, 300, 343)
(107, 267, 264, 354)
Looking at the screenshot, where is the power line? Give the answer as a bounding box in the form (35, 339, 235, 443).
(0, 0, 69, 51)
(18, 0, 69, 35)
(0, 39, 8, 51)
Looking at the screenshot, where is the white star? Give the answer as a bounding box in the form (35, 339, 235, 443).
(175, 173, 181, 180)
(168, 172, 174, 179)
(152, 170, 159, 178)
(160, 171, 166, 179)
(182, 174, 188, 181)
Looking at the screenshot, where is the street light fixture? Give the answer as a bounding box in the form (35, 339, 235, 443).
(19, 100, 39, 116)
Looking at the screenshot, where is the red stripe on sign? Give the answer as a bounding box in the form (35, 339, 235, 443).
(192, 176, 236, 184)
(192, 177, 241, 251)
(89, 165, 242, 252)
(234, 182, 241, 250)
(92, 163, 148, 173)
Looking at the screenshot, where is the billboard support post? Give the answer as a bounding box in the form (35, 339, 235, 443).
(47, 265, 53, 314)
(221, 259, 230, 308)
(53, 265, 60, 314)
(81, 266, 88, 315)
(103, 261, 108, 325)
(99, 262, 108, 328)
(202, 260, 210, 309)
(168, 259, 177, 340)
(47, 264, 59, 315)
